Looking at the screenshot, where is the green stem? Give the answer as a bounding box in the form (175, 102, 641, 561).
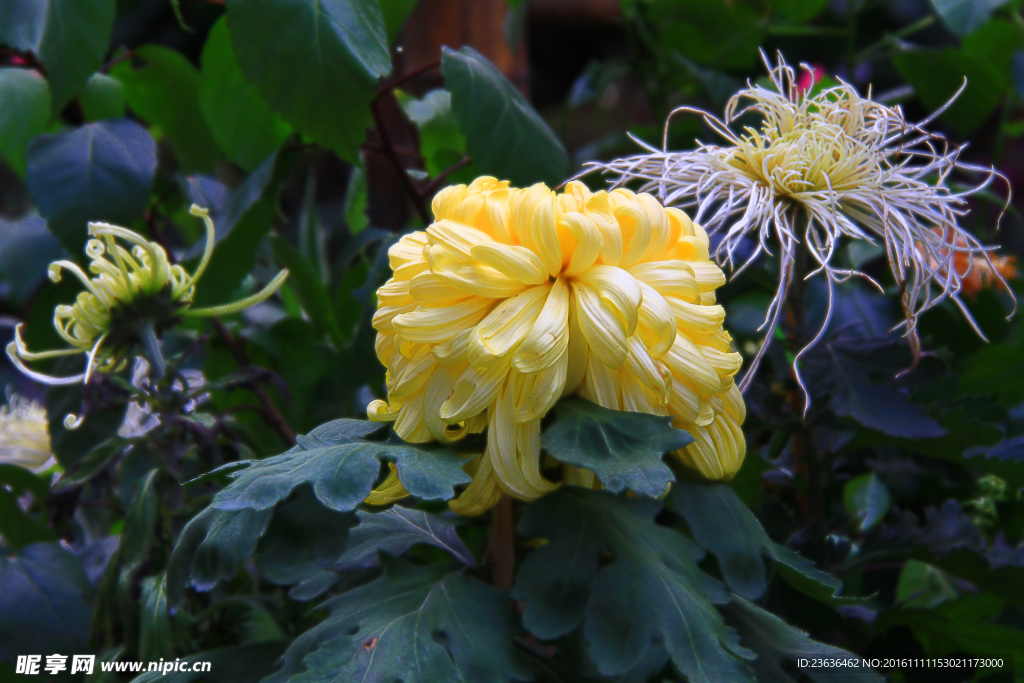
(138, 321, 166, 380)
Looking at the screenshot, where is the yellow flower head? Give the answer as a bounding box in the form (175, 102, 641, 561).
(368, 176, 746, 515)
(7, 206, 288, 425)
(0, 394, 54, 472)
(595, 52, 1013, 406)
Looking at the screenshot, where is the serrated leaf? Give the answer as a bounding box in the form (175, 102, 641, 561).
(212, 436, 470, 513)
(843, 473, 891, 532)
(267, 557, 531, 683)
(830, 355, 945, 438)
(130, 641, 290, 683)
(199, 18, 292, 172)
(224, 0, 389, 163)
(930, 0, 1010, 37)
(332, 505, 475, 571)
(26, 119, 156, 254)
(722, 597, 882, 683)
(442, 46, 568, 186)
(255, 486, 355, 601)
(80, 72, 125, 121)
(512, 488, 754, 681)
(0, 0, 115, 112)
(111, 45, 219, 172)
(542, 397, 688, 497)
(0, 542, 93, 661)
(0, 68, 50, 176)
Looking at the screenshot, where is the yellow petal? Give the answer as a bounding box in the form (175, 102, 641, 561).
(395, 394, 432, 443)
(722, 383, 747, 423)
(364, 462, 411, 506)
(431, 185, 468, 221)
(430, 247, 528, 298)
(392, 297, 494, 344)
(388, 232, 429, 270)
(511, 183, 552, 247)
(372, 302, 416, 332)
(621, 372, 668, 415)
(668, 382, 701, 424)
(374, 330, 396, 367)
(699, 344, 743, 378)
(514, 277, 569, 374)
(432, 328, 473, 364)
(487, 377, 537, 499)
(468, 285, 550, 368)
(427, 219, 495, 261)
(636, 282, 677, 359)
(524, 191, 563, 277)
(575, 265, 642, 337)
(470, 243, 549, 285)
(582, 352, 621, 409)
(628, 261, 699, 300)
(623, 336, 672, 406)
(449, 453, 503, 516)
(440, 357, 512, 422)
(585, 191, 622, 266)
(516, 419, 559, 493)
(367, 399, 400, 422)
(560, 212, 602, 277)
(515, 351, 568, 423)
(409, 271, 474, 304)
(637, 193, 672, 265)
(668, 298, 726, 335)
(573, 281, 628, 369)
(687, 261, 727, 292)
(662, 333, 723, 397)
(388, 347, 437, 398)
(376, 278, 414, 306)
(677, 425, 726, 480)
(422, 363, 470, 443)
(563, 293, 589, 397)
(611, 191, 652, 269)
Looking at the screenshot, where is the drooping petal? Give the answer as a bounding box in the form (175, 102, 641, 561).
(392, 297, 495, 344)
(468, 284, 550, 367)
(573, 281, 628, 369)
(513, 277, 569, 374)
(470, 243, 549, 285)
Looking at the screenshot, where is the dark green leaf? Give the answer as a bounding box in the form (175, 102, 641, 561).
(111, 44, 219, 172)
(930, 0, 1010, 37)
(225, 0, 390, 163)
(138, 573, 174, 662)
(332, 505, 475, 571)
(267, 557, 531, 683)
(255, 486, 354, 601)
(0, 214, 64, 303)
(271, 235, 347, 348)
(199, 18, 292, 172)
(343, 166, 369, 235)
(166, 505, 273, 607)
(0, 465, 54, 548)
(45, 382, 129, 469)
(542, 396, 688, 497)
(26, 119, 156, 254)
(0, 68, 50, 176)
(892, 48, 1005, 136)
(130, 641, 290, 683)
(442, 46, 569, 186)
(772, 0, 830, 22)
(960, 324, 1024, 407)
(830, 356, 945, 438)
(399, 89, 477, 183)
(0, 0, 115, 112)
(212, 438, 471, 512)
(380, 0, 420, 44)
(512, 488, 754, 681)
(843, 473, 891, 532)
(771, 544, 845, 603)
(722, 597, 882, 683)
(0, 542, 93, 661)
(59, 437, 128, 486)
(80, 72, 125, 121)
(650, 0, 764, 70)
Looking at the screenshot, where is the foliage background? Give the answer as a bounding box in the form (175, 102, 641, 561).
(1, 0, 1024, 681)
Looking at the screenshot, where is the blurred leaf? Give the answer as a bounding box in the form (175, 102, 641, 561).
(876, 592, 1024, 657)
(512, 489, 754, 680)
(224, 0, 389, 163)
(0, 542, 93, 661)
(398, 88, 477, 182)
(379, 0, 420, 44)
(26, 118, 156, 254)
(930, 0, 1010, 37)
(271, 235, 348, 348)
(166, 505, 272, 607)
(344, 166, 369, 235)
(255, 486, 354, 601)
(961, 324, 1024, 407)
(722, 597, 882, 683)
(80, 72, 125, 121)
(199, 18, 292, 172)
(542, 397, 689, 497)
(771, 544, 846, 603)
(0, 68, 50, 176)
(830, 355, 945, 438)
(0, 465, 55, 548)
(331, 505, 475, 571)
(45, 382, 129, 470)
(111, 45, 219, 173)
(650, 0, 764, 71)
(895, 560, 958, 609)
(266, 557, 531, 683)
(843, 473, 891, 532)
(131, 641, 290, 683)
(892, 48, 1004, 136)
(138, 574, 174, 662)
(772, 0, 830, 22)
(0, 213, 63, 303)
(442, 46, 569, 187)
(0, 0, 115, 112)
(59, 436, 128, 486)
(962, 19, 1024, 85)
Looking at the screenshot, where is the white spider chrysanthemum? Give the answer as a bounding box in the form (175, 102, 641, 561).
(0, 394, 54, 472)
(592, 52, 1013, 405)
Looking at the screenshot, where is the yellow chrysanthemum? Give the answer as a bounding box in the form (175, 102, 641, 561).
(0, 394, 54, 473)
(367, 177, 746, 515)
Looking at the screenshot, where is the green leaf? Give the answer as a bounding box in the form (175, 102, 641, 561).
(0, 68, 50, 176)
(398, 88, 477, 182)
(199, 18, 292, 172)
(59, 437, 128, 486)
(255, 486, 354, 600)
(895, 560, 958, 609)
(26, 119, 156, 254)
(332, 505, 476, 571)
(829, 356, 945, 438)
(111, 45, 219, 172)
(0, 542, 93, 661)
(722, 597, 883, 683)
(139, 574, 174, 662)
(843, 473, 891, 532)
(267, 557, 531, 683)
(0, 214, 63, 304)
(650, 0, 764, 71)
(770, 544, 845, 603)
(442, 46, 569, 186)
(380, 0, 420, 44)
(130, 641, 290, 683)
(80, 72, 125, 121)
(876, 592, 1024, 657)
(224, 0, 390, 163)
(0, 0, 115, 112)
(541, 396, 689, 497)
(930, 0, 1010, 37)
(45, 381, 129, 470)
(892, 48, 1005, 136)
(0, 465, 54, 548)
(212, 437, 471, 512)
(961, 324, 1024, 407)
(772, 0, 830, 22)
(343, 166, 369, 235)
(166, 505, 273, 607)
(271, 235, 348, 348)
(512, 488, 754, 681)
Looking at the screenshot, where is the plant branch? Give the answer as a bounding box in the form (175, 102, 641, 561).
(370, 94, 432, 224)
(423, 157, 472, 197)
(376, 60, 441, 97)
(490, 495, 516, 591)
(100, 50, 134, 74)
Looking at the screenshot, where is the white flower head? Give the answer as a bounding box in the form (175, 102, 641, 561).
(0, 393, 54, 472)
(590, 51, 1014, 409)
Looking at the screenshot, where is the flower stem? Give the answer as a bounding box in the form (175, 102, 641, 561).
(138, 321, 166, 380)
(490, 494, 516, 591)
